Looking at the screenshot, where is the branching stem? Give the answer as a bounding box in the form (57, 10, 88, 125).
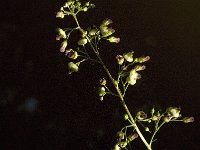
(72, 13, 152, 150)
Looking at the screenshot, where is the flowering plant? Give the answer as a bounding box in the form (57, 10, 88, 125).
(56, 0, 194, 149)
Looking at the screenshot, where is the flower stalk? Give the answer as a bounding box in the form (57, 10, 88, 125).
(72, 12, 152, 150)
(56, 1, 194, 149)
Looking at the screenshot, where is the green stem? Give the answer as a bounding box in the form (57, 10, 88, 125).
(149, 121, 165, 147)
(72, 14, 152, 150)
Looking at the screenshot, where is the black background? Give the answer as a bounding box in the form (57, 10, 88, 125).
(0, 0, 199, 149)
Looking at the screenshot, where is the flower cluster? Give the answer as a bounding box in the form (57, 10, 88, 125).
(56, 1, 121, 74)
(163, 107, 181, 122)
(116, 51, 150, 86)
(56, 0, 95, 19)
(99, 19, 120, 43)
(134, 107, 194, 133)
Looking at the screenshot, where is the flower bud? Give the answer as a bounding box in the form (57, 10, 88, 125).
(76, 1, 81, 7)
(85, 2, 90, 6)
(100, 78, 106, 86)
(116, 131, 124, 140)
(99, 96, 104, 101)
(89, 29, 98, 36)
(83, 7, 88, 11)
(116, 55, 124, 65)
(56, 28, 66, 40)
(66, 0, 74, 6)
(98, 86, 106, 97)
(134, 56, 150, 63)
(183, 117, 194, 123)
(152, 115, 158, 121)
(123, 52, 134, 62)
(89, 3, 95, 8)
(102, 19, 113, 26)
(63, 2, 69, 7)
(118, 141, 127, 148)
(151, 107, 155, 115)
(77, 38, 87, 45)
(145, 127, 150, 132)
(127, 133, 138, 142)
(134, 65, 146, 71)
(56, 11, 65, 18)
(123, 114, 129, 120)
(68, 62, 79, 73)
(100, 26, 115, 37)
(107, 36, 120, 43)
(60, 40, 68, 52)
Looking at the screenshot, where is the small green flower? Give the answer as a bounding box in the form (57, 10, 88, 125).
(126, 76, 136, 85)
(123, 52, 134, 62)
(134, 56, 150, 63)
(77, 38, 87, 45)
(60, 40, 68, 52)
(183, 117, 194, 123)
(100, 78, 106, 86)
(83, 7, 88, 11)
(152, 115, 158, 121)
(75, 1, 81, 7)
(66, 0, 74, 7)
(85, 2, 90, 6)
(167, 107, 181, 118)
(116, 131, 124, 139)
(56, 28, 66, 40)
(163, 115, 171, 122)
(107, 36, 120, 43)
(126, 69, 141, 85)
(68, 62, 79, 73)
(89, 28, 98, 36)
(99, 96, 104, 101)
(98, 86, 106, 97)
(102, 19, 113, 26)
(134, 65, 146, 71)
(63, 2, 69, 7)
(145, 127, 150, 132)
(116, 55, 124, 65)
(68, 51, 78, 59)
(123, 114, 129, 120)
(100, 26, 115, 37)
(56, 11, 65, 18)
(127, 133, 138, 143)
(118, 141, 127, 148)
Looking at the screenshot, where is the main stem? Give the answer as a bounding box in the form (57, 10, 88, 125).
(73, 14, 152, 150)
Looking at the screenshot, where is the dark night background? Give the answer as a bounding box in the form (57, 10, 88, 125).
(0, 0, 199, 149)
